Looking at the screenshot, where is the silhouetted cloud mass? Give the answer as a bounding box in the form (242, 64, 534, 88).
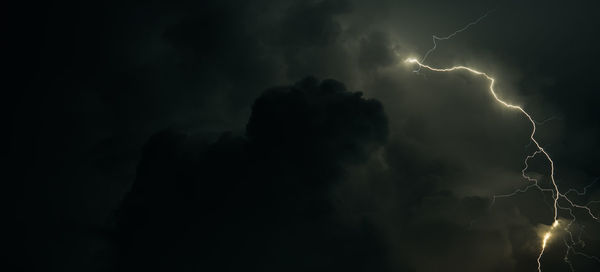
(11, 0, 600, 271)
(116, 77, 388, 271)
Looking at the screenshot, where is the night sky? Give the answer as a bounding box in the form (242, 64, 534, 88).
(11, 1, 600, 271)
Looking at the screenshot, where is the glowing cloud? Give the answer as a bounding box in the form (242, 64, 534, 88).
(404, 55, 598, 271)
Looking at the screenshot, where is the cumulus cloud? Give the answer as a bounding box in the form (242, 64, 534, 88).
(115, 77, 389, 271)
(14, 0, 600, 271)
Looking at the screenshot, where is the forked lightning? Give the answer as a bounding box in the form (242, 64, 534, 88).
(405, 12, 599, 271)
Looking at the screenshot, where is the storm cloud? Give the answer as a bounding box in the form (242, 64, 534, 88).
(115, 77, 389, 271)
(12, 0, 600, 271)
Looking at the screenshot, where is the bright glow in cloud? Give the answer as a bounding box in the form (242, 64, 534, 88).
(404, 57, 598, 271)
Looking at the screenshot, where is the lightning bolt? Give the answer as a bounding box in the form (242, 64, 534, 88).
(404, 57, 599, 271)
(563, 224, 600, 272)
(405, 57, 561, 215)
(538, 220, 560, 272)
(403, 17, 600, 268)
(403, 11, 600, 270)
(414, 11, 491, 73)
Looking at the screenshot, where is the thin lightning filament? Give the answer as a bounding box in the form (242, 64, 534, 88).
(405, 57, 561, 220)
(404, 57, 599, 271)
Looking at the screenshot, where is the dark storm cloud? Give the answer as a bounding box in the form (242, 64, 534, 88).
(115, 77, 389, 271)
(358, 31, 396, 71)
(277, 0, 350, 47)
(12, 0, 600, 271)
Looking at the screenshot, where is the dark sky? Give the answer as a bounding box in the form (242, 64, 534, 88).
(10, 0, 600, 271)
